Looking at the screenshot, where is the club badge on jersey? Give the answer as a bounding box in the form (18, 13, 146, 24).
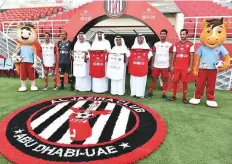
(129, 49, 150, 77)
(106, 53, 125, 80)
(73, 51, 87, 77)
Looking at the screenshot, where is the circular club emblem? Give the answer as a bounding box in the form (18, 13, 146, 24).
(104, 0, 127, 18)
(0, 96, 166, 164)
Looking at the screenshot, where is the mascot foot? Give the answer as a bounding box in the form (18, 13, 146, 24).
(206, 100, 218, 108)
(189, 98, 201, 105)
(18, 86, 27, 92)
(30, 85, 38, 91)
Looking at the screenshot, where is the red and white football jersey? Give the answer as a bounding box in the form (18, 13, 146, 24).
(41, 42, 56, 67)
(89, 50, 106, 78)
(173, 41, 194, 70)
(73, 51, 87, 77)
(152, 41, 173, 68)
(106, 53, 125, 80)
(129, 49, 150, 77)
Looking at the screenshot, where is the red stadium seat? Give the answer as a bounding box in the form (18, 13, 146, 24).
(184, 22, 195, 37)
(62, 12, 69, 19)
(58, 6, 63, 12)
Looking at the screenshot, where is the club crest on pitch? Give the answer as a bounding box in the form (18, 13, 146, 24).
(0, 96, 166, 164)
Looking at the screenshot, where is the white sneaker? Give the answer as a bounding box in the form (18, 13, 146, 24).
(18, 86, 27, 92)
(43, 87, 48, 91)
(53, 87, 58, 91)
(30, 85, 38, 91)
(206, 100, 218, 108)
(189, 98, 201, 105)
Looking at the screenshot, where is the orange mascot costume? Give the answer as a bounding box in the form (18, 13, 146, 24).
(12, 24, 39, 92)
(189, 18, 230, 107)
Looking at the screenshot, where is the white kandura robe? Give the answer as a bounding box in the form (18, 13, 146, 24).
(130, 36, 152, 97)
(110, 39, 130, 95)
(91, 36, 111, 93)
(73, 40, 91, 91)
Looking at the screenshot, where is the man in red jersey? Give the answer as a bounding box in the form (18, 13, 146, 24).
(169, 29, 194, 103)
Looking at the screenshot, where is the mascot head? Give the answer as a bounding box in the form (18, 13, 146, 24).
(200, 18, 230, 48)
(16, 24, 37, 45)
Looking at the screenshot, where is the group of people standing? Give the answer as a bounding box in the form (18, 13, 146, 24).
(40, 28, 194, 102)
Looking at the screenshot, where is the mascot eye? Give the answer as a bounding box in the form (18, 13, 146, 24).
(29, 33, 31, 35)
(207, 29, 211, 33)
(218, 30, 222, 33)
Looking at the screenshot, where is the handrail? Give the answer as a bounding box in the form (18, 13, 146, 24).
(184, 16, 232, 44)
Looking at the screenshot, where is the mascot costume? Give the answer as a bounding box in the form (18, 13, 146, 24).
(189, 18, 230, 107)
(12, 24, 39, 92)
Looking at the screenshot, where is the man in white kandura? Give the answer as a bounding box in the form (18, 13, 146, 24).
(73, 32, 91, 91)
(129, 34, 153, 98)
(90, 31, 111, 93)
(107, 36, 130, 95)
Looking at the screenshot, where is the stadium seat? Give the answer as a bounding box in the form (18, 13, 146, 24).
(184, 22, 195, 37)
(175, 0, 232, 17)
(58, 6, 63, 12)
(227, 28, 232, 38)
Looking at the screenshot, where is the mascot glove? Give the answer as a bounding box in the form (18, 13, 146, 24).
(31, 63, 38, 69)
(219, 64, 230, 72)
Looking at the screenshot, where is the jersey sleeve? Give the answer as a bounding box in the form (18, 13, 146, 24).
(195, 45, 203, 57)
(54, 44, 58, 53)
(148, 51, 153, 60)
(15, 44, 21, 55)
(220, 45, 229, 57)
(169, 45, 174, 52)
(173, 46, 177, 53)
(32, 45, 37, 56)
(152, 45, 156, 52)
(190, 44, 195, 53)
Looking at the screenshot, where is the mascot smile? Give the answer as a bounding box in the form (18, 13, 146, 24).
(189, 18, 230, 107)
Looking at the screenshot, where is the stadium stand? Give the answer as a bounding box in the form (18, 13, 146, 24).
(175, 0, 232, 38)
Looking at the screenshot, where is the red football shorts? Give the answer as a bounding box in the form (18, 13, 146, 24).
(20, 63, 35, 81)
(172, 69, 189, 83)
(152, 67, 169, 79)
(43, 65, 55, 73)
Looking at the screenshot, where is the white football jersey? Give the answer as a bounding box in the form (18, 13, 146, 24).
(106, 53, 125, 80)
(41, 42, 56, 67)
(153, 41, 172, 68)
(73, 51, 87, 77)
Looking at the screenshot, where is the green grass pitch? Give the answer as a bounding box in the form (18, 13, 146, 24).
(0, 76, 232, 164)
